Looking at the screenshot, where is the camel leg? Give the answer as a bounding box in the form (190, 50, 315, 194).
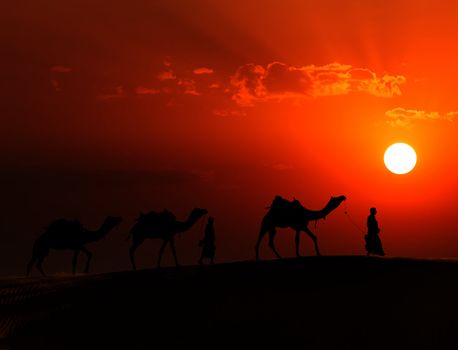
(304, 228, 321, 256)
(26, 256, 37, 276)
(295, 230, 302, 257)
(27, 243, 48, 276)
(129, 236, 144, 271)
(169, 237, 180, 267)
(255, 229, 269, 261)
(268, 229, 282, 259)
(157, 239, 169, 268)
(72, 250, 80, 275)
(36, 256, 46, 277)
(81, 247, 93, 273)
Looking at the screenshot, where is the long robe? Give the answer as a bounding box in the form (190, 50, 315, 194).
(365, 214, 385, 256)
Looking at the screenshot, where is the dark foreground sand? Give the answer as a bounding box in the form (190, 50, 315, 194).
(1, 256, 458, 349)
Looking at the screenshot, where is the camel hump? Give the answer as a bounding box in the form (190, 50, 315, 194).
(137, 209, 176, 225)
(45, 218, 83, 233)
(270, 195, 304, 212)
(270, 195, 288, 209)
(270, 195, 305, 216)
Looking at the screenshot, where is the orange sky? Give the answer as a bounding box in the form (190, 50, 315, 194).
(2, 0, 458, 275)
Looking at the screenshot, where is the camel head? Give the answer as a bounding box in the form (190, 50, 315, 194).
(174, 208, 208, 233)
(83, 216, 122, 243)
(100, 216, 123, 235)
(190, 208, 208, 220)
(327, 195, 346, 211)
(315, 195, 346, 220)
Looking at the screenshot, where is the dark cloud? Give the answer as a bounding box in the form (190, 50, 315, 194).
(230, 61, 406, 106)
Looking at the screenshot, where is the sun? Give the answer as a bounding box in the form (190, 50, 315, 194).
(384, 143, 417, 175)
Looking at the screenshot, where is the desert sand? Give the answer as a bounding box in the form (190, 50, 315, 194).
(2, 256, 458, 349)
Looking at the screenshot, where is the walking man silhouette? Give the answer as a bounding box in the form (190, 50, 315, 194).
(198, 217, 216, 265)
(365, 207, 385, 256)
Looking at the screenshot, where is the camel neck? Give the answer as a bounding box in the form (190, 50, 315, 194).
(305, 200, 339, 220)
(175, 213, 200, 233)
(84, 221, 111, 243)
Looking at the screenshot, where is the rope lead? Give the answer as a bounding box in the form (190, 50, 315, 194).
(343, 201, 366, 234)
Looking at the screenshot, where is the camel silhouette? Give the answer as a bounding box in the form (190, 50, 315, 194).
(129, 207, 208, 269)
(255, 195, 346, 260)
(26, 216, 122, 276)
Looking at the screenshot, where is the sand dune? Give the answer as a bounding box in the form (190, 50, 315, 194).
(2, 256, 458, 349)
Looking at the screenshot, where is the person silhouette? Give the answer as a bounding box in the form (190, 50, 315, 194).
(365, 207, 385, 256)
(198, 217, 216, 265)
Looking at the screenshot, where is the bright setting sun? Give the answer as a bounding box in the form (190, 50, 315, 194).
(384, 143, 417, 175)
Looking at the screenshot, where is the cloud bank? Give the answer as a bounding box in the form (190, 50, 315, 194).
(230, 62, 406, 106)
(385, 107, 458, 127)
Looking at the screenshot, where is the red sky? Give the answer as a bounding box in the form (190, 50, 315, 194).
(2, 0, 458, 275)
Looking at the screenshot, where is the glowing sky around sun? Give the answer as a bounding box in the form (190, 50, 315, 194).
(2, 0, 458, 275)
